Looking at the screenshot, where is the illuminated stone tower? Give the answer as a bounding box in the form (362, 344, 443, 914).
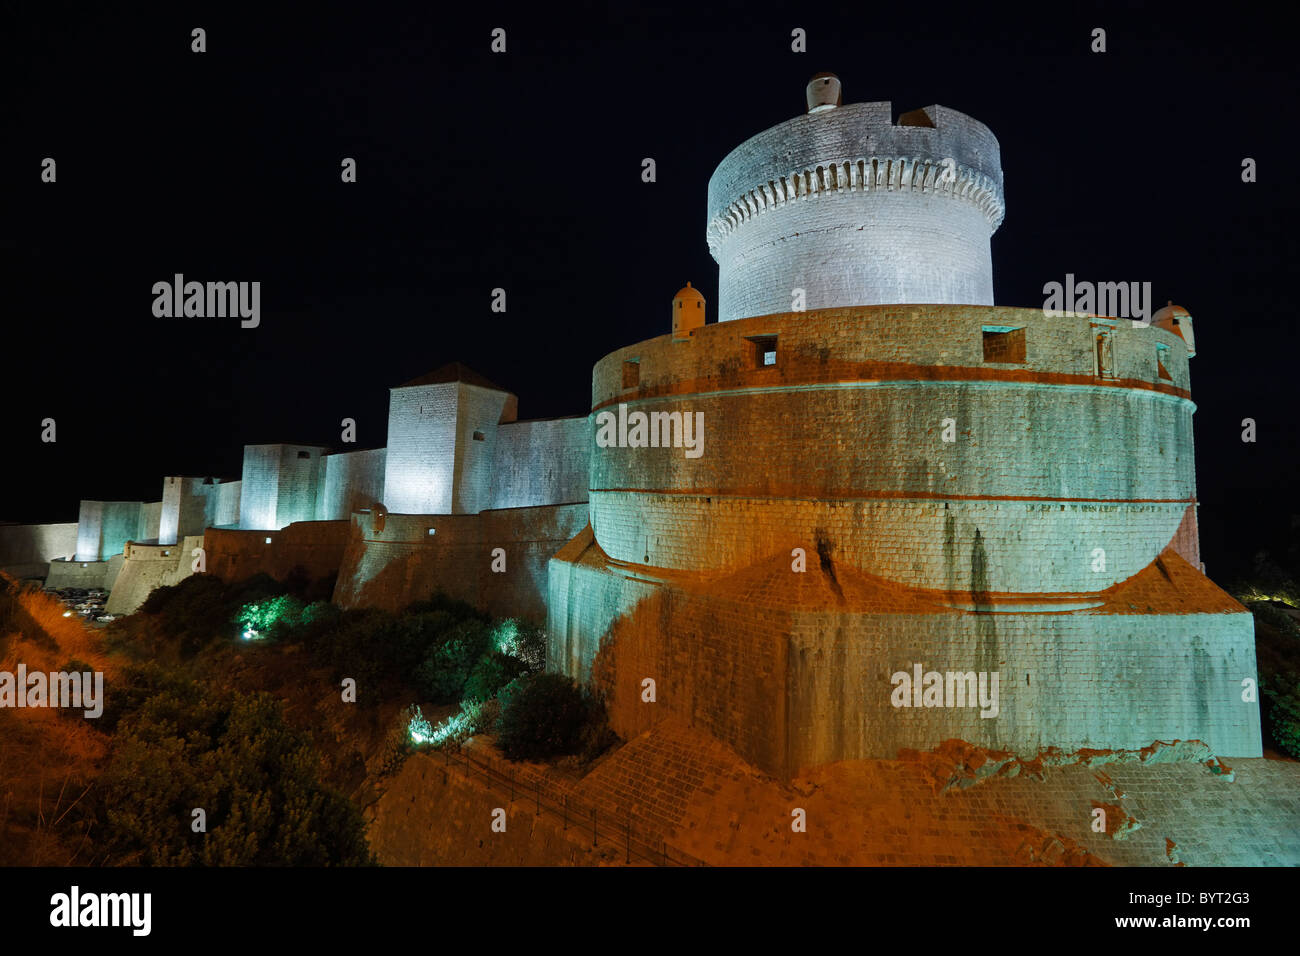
(549, 73, 1261, 778)
(706, 73, 1005, 322)
(381, 363, 518, 515)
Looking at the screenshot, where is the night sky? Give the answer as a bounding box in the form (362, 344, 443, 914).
(5, 2, 1297, 572)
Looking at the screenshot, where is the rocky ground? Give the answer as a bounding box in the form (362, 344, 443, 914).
(367, 719, 1300, 866)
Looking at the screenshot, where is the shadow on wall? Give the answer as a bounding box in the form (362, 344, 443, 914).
(590, 579, 794, 777)
(335, 541, 476, 614)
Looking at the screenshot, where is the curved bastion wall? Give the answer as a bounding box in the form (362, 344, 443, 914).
(707, 102, 1004, 322)
(589, 304, 1198, 595)
(105, 537, 206, 614)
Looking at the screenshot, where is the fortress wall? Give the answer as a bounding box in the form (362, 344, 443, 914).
(45, 558, 113, 590)
(784, 608, 1262, 770)
(0, 522, 77, 576)
(587, 307, 1197, 593)
(137, 500, 163, 543)
(591, 494, 1188, 595)
(239, 444, 326, 530)
(212, 479, 241, 527)
(490, 417, 590, 509)
(593, 306, 1191, 407)
(159, 478, 216, 544)
(317, 448, 386, 520)
(239, 445, 281, 530)
(549, 554, 791, 772)
(1170, 503, 1202, 570)
(336, 504, 588, 620)
(384, 382, 459, 514)
(74, 500, 143, 562)
(453, 385, 513, 515)
(204, 520, 351, 585)
(105, 535, 205, 614)
(276, 446, 325, 527)
(591, 383, 1195, 501)
(159, 479, 184, 544)
(549, 549, 1262, 778)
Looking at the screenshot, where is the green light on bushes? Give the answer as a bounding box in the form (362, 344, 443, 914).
(408, 705, 435, 745)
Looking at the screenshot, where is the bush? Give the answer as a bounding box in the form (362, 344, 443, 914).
(95, 662, 200, 733)
(137, 574, 233, 656)
(237, 594, 307, 641)
(306, 608, 400, 696)
(97, 689, 373, 866)
(490, 618, 547, 671)
(1262, 671, 1300, 758)
(464, 650, 529, 703)
(495, 673, 591, 761)
(390, 610, 458, 675)
(416, 619, 492, 703)
(406, 592, 489, 623)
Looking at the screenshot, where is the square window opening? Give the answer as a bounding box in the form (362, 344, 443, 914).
(472, 430, 485, 441)
(982, 326, 1026, 363)
(296, 450, 311, 459)
(747, 335, 778, 368)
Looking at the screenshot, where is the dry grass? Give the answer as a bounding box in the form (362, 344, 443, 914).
(0, 573, 120, 864)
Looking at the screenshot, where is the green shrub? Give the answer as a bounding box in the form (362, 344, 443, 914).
(490, 618, 547, 671)
(464, 650, 529, 703)
(1262, 671, 1300, 758)
(137, 574, 233, 655)
(390, 610, 458, 674)
(237, 593, 307, 641)
(495, 673, 591, 761)
(307, 608, 400, 696)
(406, 592, 489, 623)
(416, 619, 492, 702)
(98, 689, 373, 866)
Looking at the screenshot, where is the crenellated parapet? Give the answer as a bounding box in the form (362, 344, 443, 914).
(706, 154, 1005, 255)
(706, 90, 1006, 322)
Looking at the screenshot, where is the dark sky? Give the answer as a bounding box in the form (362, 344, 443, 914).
(5, 2, 1297, 570)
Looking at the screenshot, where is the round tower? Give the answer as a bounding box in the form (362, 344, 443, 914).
(706, 74, 1005, 322)
(671, 281, 705, 339)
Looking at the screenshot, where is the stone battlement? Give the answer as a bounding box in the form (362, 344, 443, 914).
(597, 304, 1194, 409)
(707, 98, 1005, 321)
(706, 155, 1004, 254)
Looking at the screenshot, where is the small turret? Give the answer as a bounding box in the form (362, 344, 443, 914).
(1152, 302, 1196, 357)
(672, 282, 706, 340)
(806, 72, 842, 113)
